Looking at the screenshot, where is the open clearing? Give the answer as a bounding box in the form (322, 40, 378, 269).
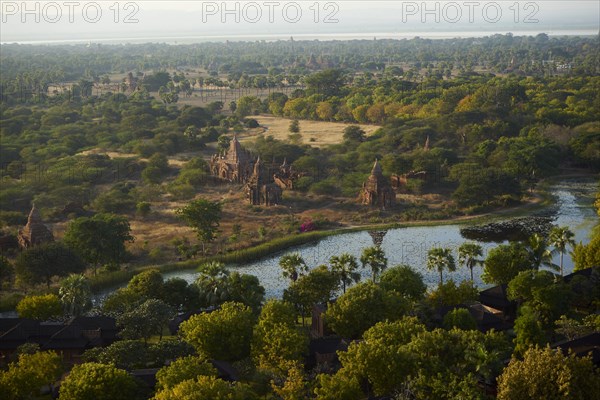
(239, 115, 380, 148)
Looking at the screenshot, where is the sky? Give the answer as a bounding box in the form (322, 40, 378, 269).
(1, 1, 598, 43)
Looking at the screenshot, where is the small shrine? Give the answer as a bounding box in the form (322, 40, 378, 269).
(17, 204, 54, 249)
(358, 159, 395, 209)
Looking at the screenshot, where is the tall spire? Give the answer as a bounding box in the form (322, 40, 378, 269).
(253, 156, 261, 176)
(371, 159, 383, 176)
(424, 135, 430, 151)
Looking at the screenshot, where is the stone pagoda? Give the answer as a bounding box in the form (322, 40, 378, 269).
(17, 204, 54, 249)
(209, 135, 254, 183)
(245, 157, 282, 206)
(358, 159, 395, 209)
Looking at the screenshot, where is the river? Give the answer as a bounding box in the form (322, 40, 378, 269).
(154, 178, 597, 300)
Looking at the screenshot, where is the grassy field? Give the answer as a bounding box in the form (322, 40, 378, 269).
(239, 115, 380, 148)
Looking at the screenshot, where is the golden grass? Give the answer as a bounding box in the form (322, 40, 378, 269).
(239, 115, 380, 148)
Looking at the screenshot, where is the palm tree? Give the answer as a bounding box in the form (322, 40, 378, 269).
(195, 262, 230, 307)
(427, 247, 456, 286)
(330, 253, 361, 293)
(526, 233, 557, 271)
(360, 246, 388, 282)
(58, 274, 92, 317)
(279, 253, 308, 283)
(549, 226, 576, 276)
(458, 243, 484, 283)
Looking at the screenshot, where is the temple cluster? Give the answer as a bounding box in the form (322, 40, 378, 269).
(209, 136, 300, 206)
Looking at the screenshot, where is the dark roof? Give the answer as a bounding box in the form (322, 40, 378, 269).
(0, 318, 22, 334)
(467, 303, 506, 332)
(563, 266, 599, 283)
(479, 284, 515, 310)
(68, 316, 116, 331)
(552, 332, 600, 366)
(43, 324, 88, 350)
(0, 316, 119, 353)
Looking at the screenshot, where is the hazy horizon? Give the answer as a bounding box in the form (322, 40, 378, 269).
(1, 1, 598, 44)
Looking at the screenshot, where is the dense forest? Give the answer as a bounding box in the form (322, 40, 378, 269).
(0, 34, 599, 399)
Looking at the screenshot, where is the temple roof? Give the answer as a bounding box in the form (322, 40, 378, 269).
(371, 159, 383, 176)
(18, 204, 54, 248)
(225, 135, 252, 164)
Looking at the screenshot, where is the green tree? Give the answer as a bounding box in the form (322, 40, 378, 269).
(427, 279, 479, 307)
(63, 213, 134, 275)
(427, 247, 456, 286)
(279, 253, 308, 283)
(117, 299, 174, 343)
(360, 246, 388, 282)
(16, 294, 62, 320)
(507, 270, 556, 303)
(270, 361, 310, 400)
(314, 372, 363, 400)
(572, 235, 600, 271)
(289, 119, 300, 133)
(337, 317, 426, 396)
(176, 199, 222, 253)
(513, 305, 546, 357)
(497, 346, 600, 400)
(0, 351, 63, 400)
(526, 233, 556, 271)
(443, 308, 477, 330)
(407, 328, 511, 399)
(102, 287, 145, 316)
(226, 272, 265, 313)
(458, 242, 483, 283)
(252, 300, 308, 373)
(59, 274, 92, 316)
(325, 282, 407, 339)
(195, 262, 231, 307)
(127, 269, 164, 299)
(330, 253, 361, 293)
(14, 242, 86, 287)
(379, 264, 427, 301)
(162, 278, 201, 312)
(58, 363, 137, 400)
(483, 242, 532, 284)
(83, 340, 148, 370)
(0, 255, 13, 290)
(548, 226, 576, 276)
(179, 302, 254, 361)
(283, 265, 339, 323)
(342, 125, 366, 143)
(305, 69, 347, 97)
(217, 135, 231, 156)
(155, 355, 217, 391)
(153, 375, 257, 400)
